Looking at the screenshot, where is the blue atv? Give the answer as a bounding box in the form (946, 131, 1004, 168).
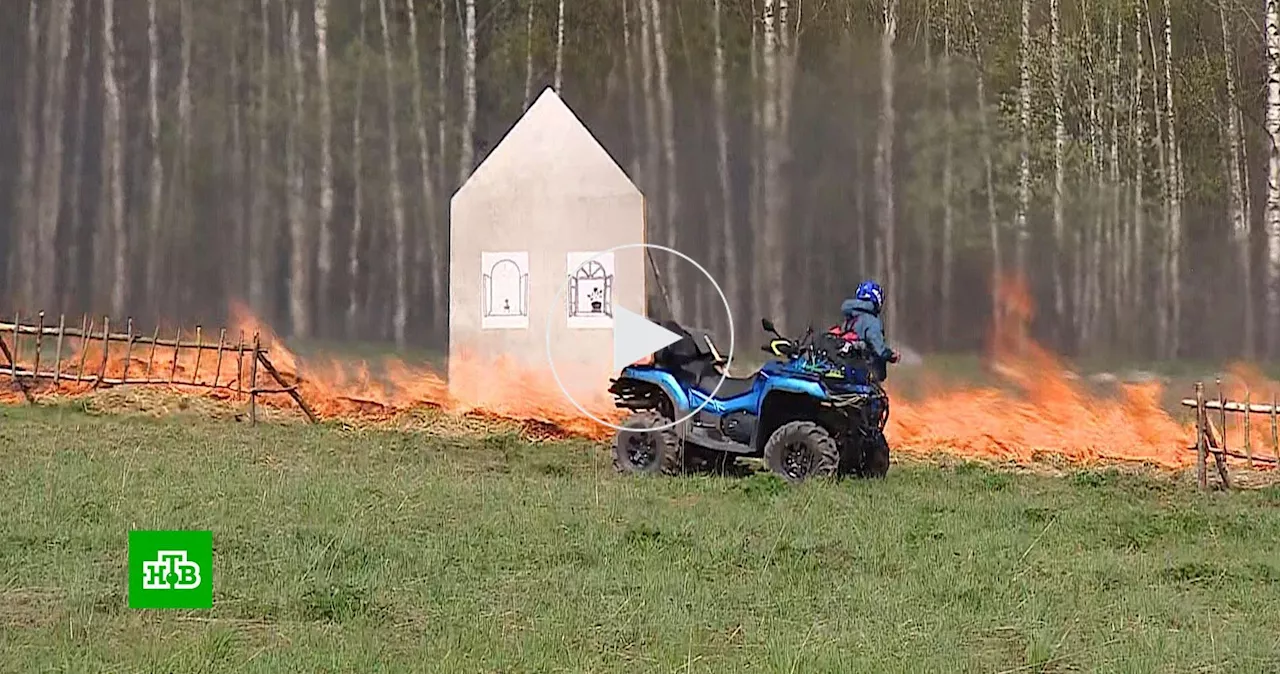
(607, 317, 891, 483)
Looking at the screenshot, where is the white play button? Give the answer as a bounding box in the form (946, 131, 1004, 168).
(612, 305, 683, 371)
(544, 242, 735, 433)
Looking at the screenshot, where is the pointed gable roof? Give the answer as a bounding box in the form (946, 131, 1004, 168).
(452, 88, 639, 204)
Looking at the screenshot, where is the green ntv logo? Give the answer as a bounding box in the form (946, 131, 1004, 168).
(128, 530, 213, 609)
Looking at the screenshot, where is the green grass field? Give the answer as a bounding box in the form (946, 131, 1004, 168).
(3, 404, 1280, 673)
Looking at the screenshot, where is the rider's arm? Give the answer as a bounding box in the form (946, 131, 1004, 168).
(862, 318, 894, 360)
(840, 298, 859, 319)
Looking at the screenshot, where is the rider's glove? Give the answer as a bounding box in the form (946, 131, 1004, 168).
(887, 349, 901, 363)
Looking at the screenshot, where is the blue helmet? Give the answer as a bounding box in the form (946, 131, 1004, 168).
(855, 280, 884, 312)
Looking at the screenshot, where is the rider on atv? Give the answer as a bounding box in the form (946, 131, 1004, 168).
(837, 280, 900, 382)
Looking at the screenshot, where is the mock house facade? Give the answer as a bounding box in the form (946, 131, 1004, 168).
(448, 87, 646, 401)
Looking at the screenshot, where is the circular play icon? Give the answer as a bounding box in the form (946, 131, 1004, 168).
(543, 243, 735, 433)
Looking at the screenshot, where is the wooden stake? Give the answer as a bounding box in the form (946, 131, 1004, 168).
(11, 312, 21, 373)
(121, 318, 135, 383)
(169, 328, 182, 383)
(32, 311, 44, 379)
(256, 351, 318, 424)
(191, 326, 203, 385)
(53, 314, 65, 384)
(76, 317, 92, 382)
(1204, 413, 1233, 490)
(212, 329, 226, 388)
(146, 326, 160, 382)
(249, 332, 260, 425)
(0, 335, 33, 404)
(236, 331, 245, 394)
(1195, 381, 1207, 491)
(1217, 378, 1227, 454)
(1273, 393, 1279, 466)
(1244, 388, 1254, 467)
(92, 317, 110, 390)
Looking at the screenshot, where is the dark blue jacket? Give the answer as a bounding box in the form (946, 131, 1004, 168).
(840, 298, 893, 381)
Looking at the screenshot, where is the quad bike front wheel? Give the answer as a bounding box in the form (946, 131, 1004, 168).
(763, 421, 839, 483)
(856, 431, 891, 479)
(612, 410, 682, 475)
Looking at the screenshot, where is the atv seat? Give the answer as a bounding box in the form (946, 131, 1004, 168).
(697, 372, 756, 398)
(653, 322, 755, 397)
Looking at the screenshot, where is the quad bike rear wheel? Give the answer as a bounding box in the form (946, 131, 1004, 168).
(612, 410, 682, 475)
(763, 421, 839, 483)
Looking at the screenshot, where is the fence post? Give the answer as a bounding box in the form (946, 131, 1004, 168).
(53, 314, 65, 385)
(1244, 388, 1254, 468)
(32, 311, 44, 379)
(249, 332, 261, 425)
(1195, 381, 1207, 491)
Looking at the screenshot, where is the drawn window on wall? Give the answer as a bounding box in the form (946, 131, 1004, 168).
(566, 252, 614, 329)
(481, 252, 529, 329)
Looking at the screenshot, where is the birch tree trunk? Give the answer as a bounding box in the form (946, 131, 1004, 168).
(555, 0, 566, 92)
(1268, 0, 1280, 356)
(874, 0, 897, 335)
(1162, 0, 1182, 358)
(1108, 19, 1122, 345)
(12, 0, 40, 308)
(407, 0, 443, 333)
(1015, 0, 1031, 284)
(649, 0, 682, 319)
(225, 0, 244, 302)
(1050, 0, 1066, 340)
(759, 0, 785, 326)
(941, 0, 955, 340)
(1220, 2, 1251, 357)
(65, 3, 91, 310)
(749, 4, 764, 322)
(378, 0, 409, 346)
(713, 0, 740, 324)
(101, 0, 127, 316)
(965, 0, 1000, 327)
(622, 0, 641, 177)
(776, 0, 797, 325)
(636, 0, 662, 315)
(460, 0, 477, 181)
(347, 0, 368, 336)
(145, 0, 165, 313)
(287, 2, 311, 338)
(1240, 94, 1255, 353)
(524, 0, 535, 107)
(252, 0, 272, 317)
(315, 0, 335, 333)
(1144, 0, 1166, 351)
(1079, 14, 1101, 348)
(35, 0, 73, 312)
(173, 0, 194, 314)
(1130, 3, 1145, 350)
(437, 0, 448, 192)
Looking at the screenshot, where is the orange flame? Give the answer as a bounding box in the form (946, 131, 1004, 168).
(0, 280, 1273, 472)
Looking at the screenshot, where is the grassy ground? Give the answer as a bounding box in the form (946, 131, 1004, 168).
(3, 405, 1280, 673)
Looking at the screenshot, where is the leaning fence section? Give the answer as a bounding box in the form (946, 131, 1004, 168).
(0, 311, 316, 424)
(1180, 379, 1280, 491)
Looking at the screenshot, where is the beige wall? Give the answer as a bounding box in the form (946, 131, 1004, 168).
(448, 89, 646, 403)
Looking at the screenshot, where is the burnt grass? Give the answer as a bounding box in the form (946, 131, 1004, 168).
(1, 404, 1279, 672)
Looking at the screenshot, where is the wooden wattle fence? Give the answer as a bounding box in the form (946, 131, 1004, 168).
(0, 311, 317, 424)
(1181, 379, 1279, 491)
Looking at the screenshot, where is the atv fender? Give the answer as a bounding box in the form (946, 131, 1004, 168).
(615, 367, 690, 415)
(758, 376, 828, 400)
(754, 385, 831, 453)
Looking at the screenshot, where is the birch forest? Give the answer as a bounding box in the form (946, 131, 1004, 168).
(2, 0, 1279, 362)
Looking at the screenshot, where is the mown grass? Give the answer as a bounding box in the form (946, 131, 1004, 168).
(2, 404, 1280, 673)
